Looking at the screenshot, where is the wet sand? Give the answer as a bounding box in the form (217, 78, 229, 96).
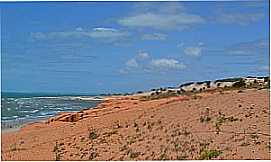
(1, 89, 270, 160)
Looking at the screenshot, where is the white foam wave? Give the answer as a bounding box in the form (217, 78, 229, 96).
(32, 96, 104, 101)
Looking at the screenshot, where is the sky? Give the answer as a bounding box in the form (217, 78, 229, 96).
(1, 1, 270, 94)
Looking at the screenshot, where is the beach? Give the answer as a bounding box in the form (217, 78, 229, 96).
(1, 88, 270, 160)
(1, 94, 102, 133)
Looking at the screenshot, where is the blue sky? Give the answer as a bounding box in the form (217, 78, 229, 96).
(1, 1, 270, 94)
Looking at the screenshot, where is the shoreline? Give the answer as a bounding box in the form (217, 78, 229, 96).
(1, 98, 106, 134)
(0, 96, 121, 133)
(1, 126, 22, 134)
(1, 117, 49, 134)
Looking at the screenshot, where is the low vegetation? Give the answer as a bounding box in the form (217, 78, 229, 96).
(213, 112, 239, 134)
(199, 149, 222, 160)
(88, 128, 98, 140)
(53, 142, 61, 161)
(10, 143, 17, 151)
(88, 148, 98, 160)
(140, 91, 179, 101)
(129, 150, 141, 159)
(200, 108, 212, 123)
(232, 80, 246, 88)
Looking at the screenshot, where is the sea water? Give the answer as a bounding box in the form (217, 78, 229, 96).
(1, 92, 103, 130)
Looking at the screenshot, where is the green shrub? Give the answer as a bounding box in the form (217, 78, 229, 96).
(199, 149, 222, 160)
(129, 151, 141, 159)
(88, 129, 98, 140)
(177, 154, 188, 160)
(88, 151, 98, 160)
(232, 80, 246, 88)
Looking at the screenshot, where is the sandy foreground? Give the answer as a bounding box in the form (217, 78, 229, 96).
(1, 89, 270, 160)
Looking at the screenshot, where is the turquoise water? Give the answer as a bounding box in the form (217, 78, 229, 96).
(1, 92, 102, 129)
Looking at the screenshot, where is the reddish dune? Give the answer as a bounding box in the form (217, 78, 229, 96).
(1, 89, 270, 160)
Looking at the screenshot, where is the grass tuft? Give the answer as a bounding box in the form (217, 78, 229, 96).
(199, 149, 222, 160)
(88, 128, 98, 140)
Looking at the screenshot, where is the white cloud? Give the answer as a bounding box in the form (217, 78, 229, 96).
(118, 13, 204, 30)
(177, 43, 184, 48)
(124, 51, 149, 70)
(137, 51, 150, 60)
(226, 39, 268, 55)
(75, 27, 83, 31)
(126, 58, 139, 68)
(198, 42, 204, 46)
(88, 28, 129, 38)
(141, 33, 167, 40)
(121, 52, 186, 74)
(218, 13, 264, 25)
(150, 58, 186, 69)
(157, 2, 186, 14)
(133, 2, 186, 14)
(119, 69, 128, 74)
(118, 2, 204, 30)
(31, 27, 130, 41)
(93, 27, 118, 32)
(183, 46, 202, 57)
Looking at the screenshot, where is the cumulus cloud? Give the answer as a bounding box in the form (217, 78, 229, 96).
(119, 13, 204, 30)
(31, 27, 130, 41)
(177, 43, 184, 48)
(75, 27, 83, 31)
(93, 27, 118, 32)
(118, 2, 204, 30)
(182, 43, 204, 57)
(126, 58, 139, 68)
(121, 51, 186, 74)
(137, 51, 150, 60)
(217, 13, 264, 25)
(184, 46, 202, 57)
(89, 28, 129, 38)
(141, 33, 167, 40)
(132, 2, 186, 14)
(124, 51, 149, 70)
(150, 58, 186, 69)
(226, 39, 268, 55)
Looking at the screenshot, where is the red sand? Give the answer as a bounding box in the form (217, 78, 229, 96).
(1, 89, 270, 160)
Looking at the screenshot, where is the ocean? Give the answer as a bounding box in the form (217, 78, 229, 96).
(1, 92, 103, 130)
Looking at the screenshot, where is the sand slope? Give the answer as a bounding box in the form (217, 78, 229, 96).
(1, 89, 270, 160)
